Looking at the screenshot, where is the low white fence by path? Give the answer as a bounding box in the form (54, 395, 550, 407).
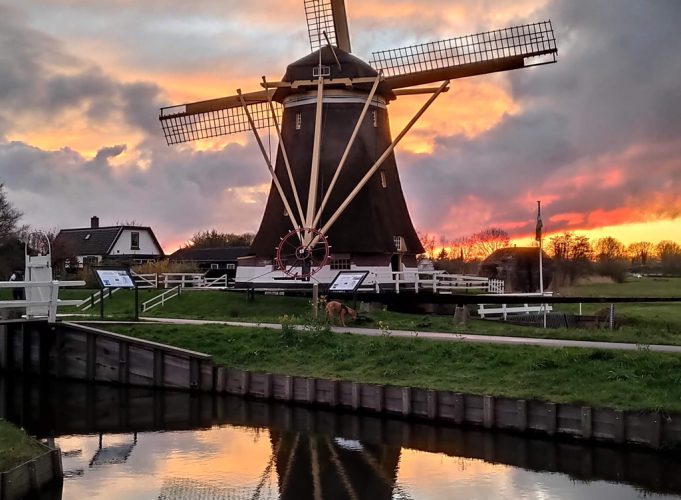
(131, 272, 158, 289)
(141, 286, 181, 313)
(477, 292, 554, 320)
(78, 287, 121, 311)
(0, 280, 85, 322)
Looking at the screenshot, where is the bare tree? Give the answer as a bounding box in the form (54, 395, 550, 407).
(0, 183, 23, 240)
(471, 227, 510, 260)
(594, 237, 626, 261)
(657, 240, 681, 274)
(627, 241, 654, 266)
(418, 232, 437, 259)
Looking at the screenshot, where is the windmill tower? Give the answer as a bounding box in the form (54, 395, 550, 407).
(159, 0, 557, 287)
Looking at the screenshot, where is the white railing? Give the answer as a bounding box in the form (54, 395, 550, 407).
(0, 280, 85, 323)
(477, 292, 554, 320)
(368, 271, 504, 295)
(131, 272, 158, 289)
(141, 286, 181, 312)
(78, 287, 121, 311)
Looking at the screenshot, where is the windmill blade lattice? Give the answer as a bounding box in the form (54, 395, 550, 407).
(159, 93, 281, 145)
(304, 0, 337, 52)
(372, 20, 557, 89)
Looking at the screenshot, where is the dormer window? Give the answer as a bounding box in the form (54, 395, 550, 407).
(131, 231, 140, 250)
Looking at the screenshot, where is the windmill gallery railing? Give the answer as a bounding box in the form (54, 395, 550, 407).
(0, 281, 85, 323)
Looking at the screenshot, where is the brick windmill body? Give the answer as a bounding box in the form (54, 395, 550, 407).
(159, 1, 557, 288)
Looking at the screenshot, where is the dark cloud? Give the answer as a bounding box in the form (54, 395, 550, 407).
(401, 0, 681, 239)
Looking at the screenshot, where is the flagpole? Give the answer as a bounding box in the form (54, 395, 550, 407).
(537, 200, 546, 328)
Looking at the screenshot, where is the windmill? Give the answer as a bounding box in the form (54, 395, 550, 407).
(159, 0, 557, 286)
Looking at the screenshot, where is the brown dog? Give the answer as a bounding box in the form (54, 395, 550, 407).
(325, 301, 357, 327)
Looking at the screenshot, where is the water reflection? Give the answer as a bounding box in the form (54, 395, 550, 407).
(3, 376, 681, 499)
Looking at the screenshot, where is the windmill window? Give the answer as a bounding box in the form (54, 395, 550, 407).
(84, 233, 91, 241)
(380, 171, 387, 188)
(394, 236, 405, 252)
(296, 113, 302, 130)
(313, 65, 331, 77)
(131, 231, 140, 250)
(372, 110, 378, 128)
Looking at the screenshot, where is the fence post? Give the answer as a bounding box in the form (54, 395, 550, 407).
(48, 281, 60, 323)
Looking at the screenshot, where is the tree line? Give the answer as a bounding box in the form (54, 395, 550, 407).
(419, 227, 681, 281)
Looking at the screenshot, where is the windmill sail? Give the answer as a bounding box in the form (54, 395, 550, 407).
(304, 0, 351, 52)
(159, 90, 280, 145)
(371, 21, 557, 89)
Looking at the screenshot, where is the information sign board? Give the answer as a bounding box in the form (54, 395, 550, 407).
(95, 269, 136, 289)
(328, 271, 369, 293)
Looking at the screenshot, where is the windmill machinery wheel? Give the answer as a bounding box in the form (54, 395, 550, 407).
(275, 227, 330, 279)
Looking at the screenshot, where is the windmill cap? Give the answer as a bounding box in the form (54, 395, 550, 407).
(274, 46, 395, 102)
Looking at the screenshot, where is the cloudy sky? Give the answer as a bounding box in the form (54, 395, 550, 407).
(0, 0, 679, 252)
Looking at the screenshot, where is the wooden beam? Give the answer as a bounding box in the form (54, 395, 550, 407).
(305, 76, 325, 235)
(160, 89, 273, 118)
(394, 87, 451, 96)
(313, 74, 381, 229)
(262, 77, 306, 226)
(317, 80, 450, 239)
(291, 76, 379, 89)
(330, 0, 352, 53)
(237, 89, 302, 240)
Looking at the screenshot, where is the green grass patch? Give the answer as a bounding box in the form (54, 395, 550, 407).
(110, 323, 681, 412)
(0, 420, 46, 471)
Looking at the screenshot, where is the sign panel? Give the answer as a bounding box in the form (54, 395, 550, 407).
(95, 269, 136, 289)
(328, 271, 369, 293)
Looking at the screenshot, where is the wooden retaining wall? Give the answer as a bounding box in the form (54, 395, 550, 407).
(0, 445, 61, 500)
(215, 368, 679, 450)
(0, 321, 213, 391)
(0, 320, 679, 450)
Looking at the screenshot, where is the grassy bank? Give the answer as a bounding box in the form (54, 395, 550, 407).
(0, 420, 46, 471)
(110, 323, 681, 412)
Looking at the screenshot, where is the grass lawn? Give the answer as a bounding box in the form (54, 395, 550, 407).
(10, 276, 681, 344)
(0, 420, 46, 471)
(110, 323, 681, 412)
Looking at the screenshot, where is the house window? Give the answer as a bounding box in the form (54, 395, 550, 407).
(372, 110, 378, 128)
(226, 263, 236, 270)
(83, 256, 98, 266)
(131, 232, 140, 250)
(84, 233, 91, 241)
(380, 171, 387, 188)
(394, 236, 405, 252)
(210, 263, 220, 270)
(296, 113, 302, 130)
(331, 258, 351, 270)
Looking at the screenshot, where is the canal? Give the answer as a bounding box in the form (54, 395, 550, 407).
(3, 376, 681, 499)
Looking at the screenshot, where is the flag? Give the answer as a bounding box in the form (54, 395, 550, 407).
(535, 201, 543, 242)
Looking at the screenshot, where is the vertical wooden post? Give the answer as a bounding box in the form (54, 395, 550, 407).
(426, 390, 437, 420)
(312, 283, 319, 319)
(86, 334, 96, 381)
(453, 393, 465, 424)
(402, 387, 412, 417)
(516, 400, 528, 431)
(483, 396, 495, 429)
(581, 406, 593, 439)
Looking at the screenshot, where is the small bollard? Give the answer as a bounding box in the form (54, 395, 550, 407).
(454, 304, 469, 325)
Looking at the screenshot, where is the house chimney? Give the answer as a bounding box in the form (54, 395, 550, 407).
(91, 216, 99, 229)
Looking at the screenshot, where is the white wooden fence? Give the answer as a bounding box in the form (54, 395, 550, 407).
(141, 286, 181, 313)
(477, 292, 554, 320)
(370, 271, 504, 295)
(0, 280, 85, 323)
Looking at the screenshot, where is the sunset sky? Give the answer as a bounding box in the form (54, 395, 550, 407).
(0, 0, 679, 252)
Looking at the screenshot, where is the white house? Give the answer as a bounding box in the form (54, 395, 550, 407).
(53, 216, 164, 268)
